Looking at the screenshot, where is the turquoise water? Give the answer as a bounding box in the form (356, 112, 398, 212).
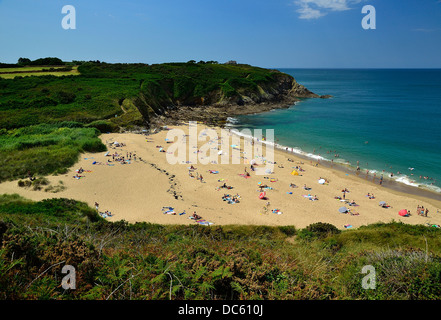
(229, 69, 441, 193)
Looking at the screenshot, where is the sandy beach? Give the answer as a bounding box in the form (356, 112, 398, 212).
(1, 122, 441, 230)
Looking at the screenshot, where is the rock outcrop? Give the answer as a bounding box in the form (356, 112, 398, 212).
(132, 68, 322, 127)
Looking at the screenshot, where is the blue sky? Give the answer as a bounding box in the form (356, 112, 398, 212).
(0, 0, 440, 68)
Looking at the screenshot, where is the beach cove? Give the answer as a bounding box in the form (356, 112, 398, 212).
(1, 123, 441, 230)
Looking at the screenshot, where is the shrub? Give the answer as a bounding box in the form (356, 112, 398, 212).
(18, 180, 31, 188)
(298, 222, 341, 240)
(278, 225, 296, 237)
(85, 120, 118, 133)
(56, 90, 76, 104)
(306, 222, 341, 237)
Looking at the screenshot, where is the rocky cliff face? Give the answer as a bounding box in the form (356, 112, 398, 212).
(132, 69, 324, 127)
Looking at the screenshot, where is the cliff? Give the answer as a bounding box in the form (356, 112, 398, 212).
(0, 61, 325, 131)
(124, 62, 323, 127)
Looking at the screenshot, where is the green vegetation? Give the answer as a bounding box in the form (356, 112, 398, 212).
(0, 122, 106, 182)
(0, 66, 79, 79)
(2, 58, 436, 300)
(17, 57, 65, 66)
(1, 194, 441, 300)
(0, 59, 296, 181)
(0, 60, 292, 130)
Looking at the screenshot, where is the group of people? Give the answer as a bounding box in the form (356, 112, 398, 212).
(73, 167, 86, 179)
(304, 194, 319, 201)
(417, 205, 429, 217)
(188, 167, 204, 183)
(95, 202, 113, 218)
(110, 151, 136, 164)
(222, 193, 240, 204)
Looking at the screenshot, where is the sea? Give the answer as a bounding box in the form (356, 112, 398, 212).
(227, 69, 441, 196)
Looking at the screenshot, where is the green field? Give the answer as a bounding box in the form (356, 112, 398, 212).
(0, 66, 80, 79)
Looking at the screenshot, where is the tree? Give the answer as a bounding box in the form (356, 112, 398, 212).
(17, 58, 31, 66)
(30, 57, 64, 66)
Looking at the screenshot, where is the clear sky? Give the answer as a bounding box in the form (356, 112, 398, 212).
(1, 0, 441, 68)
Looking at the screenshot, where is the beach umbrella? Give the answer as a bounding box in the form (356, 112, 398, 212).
(318, 179, 325, 184)
(398, 209, 408, 216)
(339, 207, 348, 213)
(291, 170, 299, 176)
(259, 192, 266, 199)
(379, 201, 386, 206)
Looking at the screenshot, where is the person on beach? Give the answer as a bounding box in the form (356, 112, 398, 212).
(27, 170, 35, 181)
(193, 212, 202, 220)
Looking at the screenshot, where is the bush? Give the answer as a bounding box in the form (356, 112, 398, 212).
(18, 180, 32, 188)
(85, 120, 118, 133)
(56, 90, 76, 104)
(278, 225, 296, 237)
(0, 123, 106, 182)
(301, 222, 341, 239)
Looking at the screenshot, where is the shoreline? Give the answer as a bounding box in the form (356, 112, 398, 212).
(1, 124, 440, 229)
(275, 144, 441, 203)
(224, 122, 441, 204)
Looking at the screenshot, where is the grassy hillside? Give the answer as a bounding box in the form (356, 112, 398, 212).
(0, 122, 106, 182)
(0, 61, 305, 130)
(1, 194, 440, 300)
(0, 60, 309, 182)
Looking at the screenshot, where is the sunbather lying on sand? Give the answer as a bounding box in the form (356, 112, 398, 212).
(192, 212, 202, 220)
